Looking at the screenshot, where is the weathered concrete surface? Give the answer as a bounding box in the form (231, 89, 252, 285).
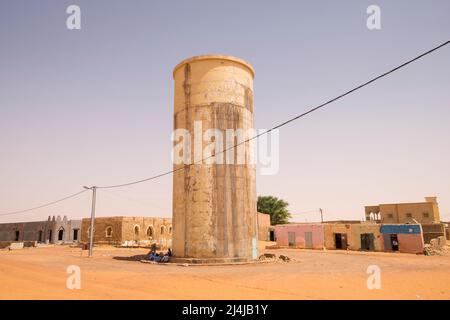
(172, 55, 257, 261)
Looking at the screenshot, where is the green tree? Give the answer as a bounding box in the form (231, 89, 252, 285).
(257, 195, 291, 225)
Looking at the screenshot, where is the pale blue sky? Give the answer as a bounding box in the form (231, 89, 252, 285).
(1, 0, 449, 223)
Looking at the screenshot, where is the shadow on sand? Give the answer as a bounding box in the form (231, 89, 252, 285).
(113, 255, 148, 261)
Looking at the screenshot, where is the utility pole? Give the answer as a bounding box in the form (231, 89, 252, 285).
(84, 186, 97, 257)
(319, 208, 323, 223)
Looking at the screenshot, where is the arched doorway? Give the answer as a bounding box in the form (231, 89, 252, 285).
(73, 229, 79, 241)
(58, 228, 64, 241)
(146, 226, 154, 239)
(134, 225, 140, 243)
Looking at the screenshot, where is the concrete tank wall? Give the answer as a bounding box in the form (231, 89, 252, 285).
(172, 55, 257, 262)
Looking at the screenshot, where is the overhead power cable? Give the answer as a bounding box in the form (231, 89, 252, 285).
(0, 189, 88, 216)
(1, 40, 449, 215)
(96, 40, 450, 189)
(290, 209, 321, 215)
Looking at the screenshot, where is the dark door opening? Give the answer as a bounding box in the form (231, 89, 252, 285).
(73, 229, 79, 241)
(305, 232, 313, 248)
(360, 233, 375, 251)
(38, 231, 43, 242)
(269, 230, 275, 242)
(58, 229, 64, 241)
(335, 233, 342, 248)
(390, 234, 399, 251)
(288, 232, 296, 247)
(334, 233, 347, 249)
(15, 231, 20, 241)
(48, 230, 52, 242)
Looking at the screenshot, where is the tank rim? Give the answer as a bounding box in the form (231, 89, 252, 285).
(172, 54, 255, 78)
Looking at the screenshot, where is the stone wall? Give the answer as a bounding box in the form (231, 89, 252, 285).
(81, 216, 124, 245)
(121, 217, 172, 247)
(80, 216, 173, 247)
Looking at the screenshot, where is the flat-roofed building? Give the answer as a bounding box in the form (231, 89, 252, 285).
(0, 215, 81, 244)
(365, 196, 440, 224)
(80, 216, 172, 248)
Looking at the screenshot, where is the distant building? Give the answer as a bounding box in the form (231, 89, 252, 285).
(365, 196, 440, 224)
(274, 221, 424, 254)
(421, 223, 447, 243)
(0, 215, 81, 244)
(80, 216, 172, 247)
(445, 222, 450, 240)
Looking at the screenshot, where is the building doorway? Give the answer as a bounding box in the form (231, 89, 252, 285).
(304, 232, 313, 248)
(38, 230, 43, 242)
(360, 233, 375, 251)
(269, 230, 275, 242)
(134, 225, 140, 243)
(390, 234, 399, 251)
(288, 232, 296, 247)
(58, 228, 64, 241)
(73, 229, 79, 241)
(146, 226, 154, 239)
(334, 233, 347, 249)
(14, 231, 20, 241)
(48, 230, 52, 242)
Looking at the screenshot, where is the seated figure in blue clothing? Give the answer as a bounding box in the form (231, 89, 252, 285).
(161, 253, 170, 263)
(153, 253, 162, 262)
(147, 251, 156, 261)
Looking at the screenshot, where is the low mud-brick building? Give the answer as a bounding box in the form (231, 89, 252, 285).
(275, 221, 424, 254)
(80, 216, 172, 247)
(379, 224, 424, 254)
(0, 215, 81, 245)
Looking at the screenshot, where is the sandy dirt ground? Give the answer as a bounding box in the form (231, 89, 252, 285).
(0, 244, 449, 300)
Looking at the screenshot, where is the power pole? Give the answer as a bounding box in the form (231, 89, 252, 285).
(84, 186, 97, 257)
(319, 208, 323, 223)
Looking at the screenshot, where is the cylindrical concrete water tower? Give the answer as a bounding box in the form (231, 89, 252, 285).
(172, 55, 258, 263)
